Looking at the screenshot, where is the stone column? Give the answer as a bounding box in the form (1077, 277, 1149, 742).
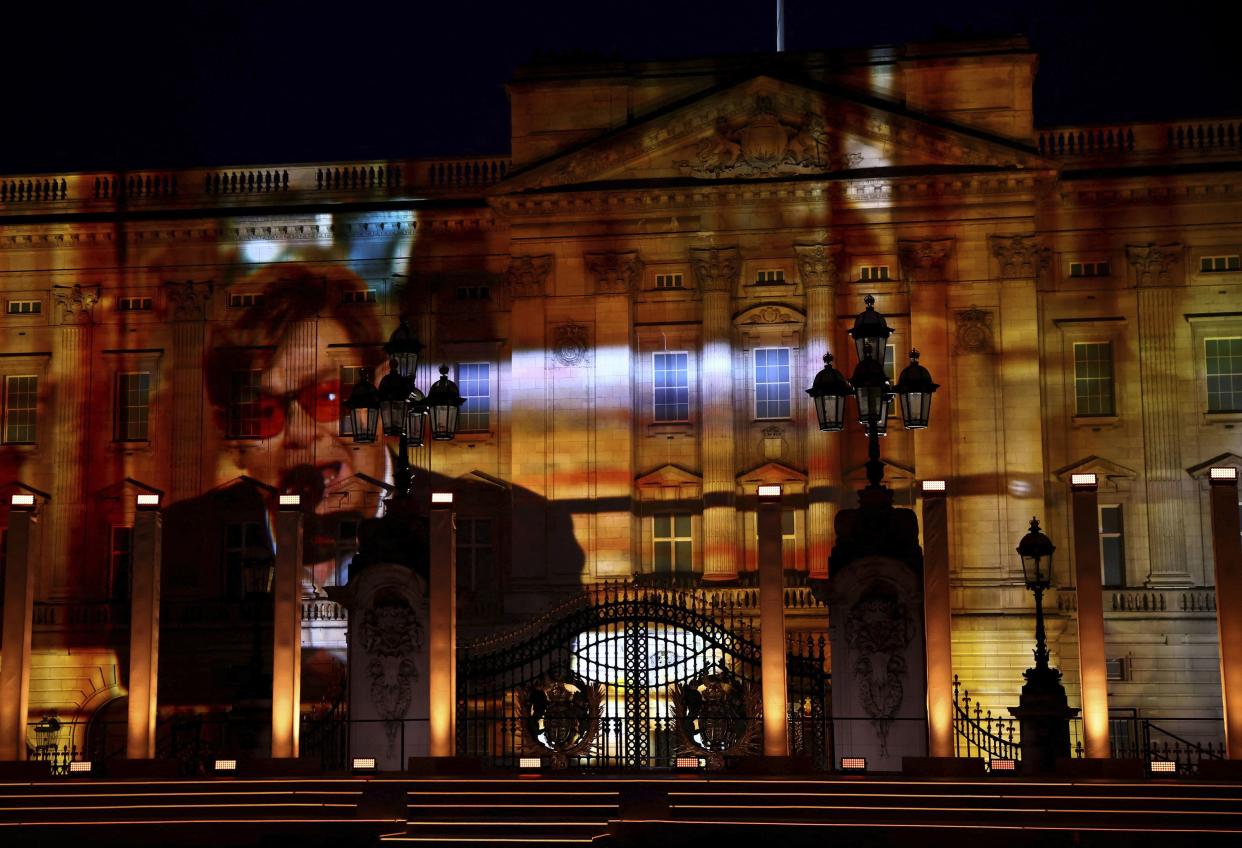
(691, 248, 741, 582)
(1128, 245, 1192, 585)
(163, 281, 214, 504)
(795, 243, 843, 580)
(270, 497, 305, 759)
(1069, 475, 1110, 759)
(506, 257, 553, 583)
(919, 481, 954, 759)
(428, 492, 457, 757)
(585, 252, 640, 580)
(126, 495, 163, 760)
(757, 486, 789, 756)
(48, 284, 100, 596)
(1207, 468, 1242, 758)
(0, 496, 40, 760)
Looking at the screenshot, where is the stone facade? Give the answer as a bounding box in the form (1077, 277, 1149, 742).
(2, 37, 1241, 751)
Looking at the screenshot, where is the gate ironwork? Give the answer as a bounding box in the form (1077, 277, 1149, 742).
(457, 582, 830, 769)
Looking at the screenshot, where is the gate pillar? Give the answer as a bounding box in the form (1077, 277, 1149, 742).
(757, 485, 789, 756)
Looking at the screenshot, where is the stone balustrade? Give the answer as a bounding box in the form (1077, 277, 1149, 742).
(1037, 118, 1242, 159)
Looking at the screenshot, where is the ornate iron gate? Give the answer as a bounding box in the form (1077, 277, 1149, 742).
(457, 583, 830, 769)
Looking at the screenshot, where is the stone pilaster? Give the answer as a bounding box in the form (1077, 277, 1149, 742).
(904, 238, 955, 482)
(795, 242, 843, 580)
(506, 256, 553, 583)
(163, 281, 213, 503)
(585, 252, 637, 578)
(1130, 244, 1192, 585)
(282, 320, 316, 470)
(691, 247, 741, 581)
(49, 284, 99, 595)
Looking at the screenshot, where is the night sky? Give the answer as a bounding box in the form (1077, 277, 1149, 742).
(2, 0, 1238, 174)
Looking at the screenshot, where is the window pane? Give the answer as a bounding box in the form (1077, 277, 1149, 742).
(4, 375, 38, 444)
(116, 372, 151, 441)
(457, 363, 490, 432)
(1102, 538, 1125, 586)
(781, 509, 795, 536)
(1074, 342, 1116, 416)
(229, 370, 264, 438)
(1100, 505, 1123, 534)
(674, 514, 691, 537)
(674, 541, 692, 573)
(653, 352, 689, 422)
(754, 348, 791, 418)
(654, 541, 671, 573)
(654, 514, 670, 537)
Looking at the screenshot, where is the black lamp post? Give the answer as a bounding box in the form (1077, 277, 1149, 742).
(1010, 517, 1078, 773)
(345, 321, 463, 498)
(806, 295, 939, 492)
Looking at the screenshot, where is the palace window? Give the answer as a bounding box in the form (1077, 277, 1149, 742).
(3, 375, 38, 444)
(338, 365, 370, 436)
(653, 352, 689, 423)
(227, 292, 264, 308)
(1201, 255, 1241, 273)
(1073, 342, 1116, 416)
(653, 514, 692, 574)
(655, 273, 684, 289)
(6, 300, 42, 315)
(1069, 260, 1111, 277)
(754, 347, 792, 419)
(456, 518, 494, 593)
(222, 521, 270, 599)
(341, 288, 376, 305)
(115, 372, 152, 441)
(456, 363, 491, 432)
(1100, 504, 1126, 587)
(755, 269, 785, 284)
(117, 296, 153, 312)
(455, 285, 491, 300)
(333, 519, 358, 588)
(109, 526, 133, 603)
(859, 265, 890, 281)
(1206, 338, 1242, 412)
(1105, 657, 1130, 681)
(227, 370, 264, 439)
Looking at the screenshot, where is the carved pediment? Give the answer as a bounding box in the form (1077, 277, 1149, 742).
(91, 477, 163, 502)
(636, 464, 703, 488)
(1054, 456, 1138, 493)
(1187, 452, 1242, 479)
(733, 303, 806, 328)
(736, 461, 807, 494)
(499, 76, 1047, 193)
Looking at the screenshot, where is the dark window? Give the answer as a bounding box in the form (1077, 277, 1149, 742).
(6, 300, 42, 314)
(109, 526, 133, 602)
(223, 521, 269, 599)
(1100, 505, 1126, 587)
(3, 375, 38, 444)
(653, 514, 692, 574)
(115, 372, 152, 441)
(228, 370, 264, 438)
(456, 518, 494, 593)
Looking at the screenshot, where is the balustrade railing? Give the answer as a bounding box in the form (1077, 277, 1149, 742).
(951, 675, 1020, 761)
(1037, 118, 1242, 159)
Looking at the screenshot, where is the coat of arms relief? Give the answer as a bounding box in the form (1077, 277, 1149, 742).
(685, 96, 863, 179)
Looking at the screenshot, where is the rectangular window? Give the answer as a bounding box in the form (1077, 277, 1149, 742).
(338, 365, 370, 436)
(455, 285, 491, 300)
(333, 519, 358, 588)
(6, 300, 42, 315)
(223, 521, 269, 599)
(341, 288, 377, 305)
(754, 347, 791, 419)
(1100, 505, 1126, 587)
(1206, 337, 1242, 412)
(655, 273, 684, 289)
(755, 269, 785, 283)
(859, 265, 890, 281)
(1201, 255, 1241, 272)
(1069, 260, 1111, 277)
(109, 526, 133, 602)
(653, 514, 692, 574)
(115, 372, 152, 441)
(227, 292, 265, 308)
(1105, 657, 1129, 681)
(3, 375, 37, 444)
(117, 296, 153, 312)
(228, 370, 264, 439)
(1073, 342, 1116, 416)
(456, 363, 490, 432)
(456, 518, 494, 592)
(653, 352, 689, 423)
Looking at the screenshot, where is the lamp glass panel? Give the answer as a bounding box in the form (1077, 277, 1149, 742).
(350, 405, 379, 443)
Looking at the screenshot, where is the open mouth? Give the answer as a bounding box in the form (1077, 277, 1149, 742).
(279, 461, 346, 510)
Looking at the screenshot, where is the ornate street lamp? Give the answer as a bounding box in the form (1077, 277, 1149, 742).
(807, 295, 939, 492)
(1016, 516, 1056, 675)
(345, 322, 462, 498)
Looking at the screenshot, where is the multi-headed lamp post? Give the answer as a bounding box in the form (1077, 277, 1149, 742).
(345, 320, 464, 496)
(806, 295, 940, 490)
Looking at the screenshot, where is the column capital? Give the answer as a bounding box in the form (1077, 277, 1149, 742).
(163, 279, 214, 321)
(505, 255, 553, 298)
(1126, 242, 1184, 286)
(689, 246, 741, 293)
(584, 251, 642, 295)
(50, 283, 100, 324)
(793, 242, 844, 289)
(989, 234, 1049, 280)
(899, 237, 955, 282)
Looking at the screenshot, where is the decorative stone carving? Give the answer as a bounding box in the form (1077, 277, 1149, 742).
(552, 321, 589, 367)
(744, 305, 791, 324)
(846, 585, 916, 756)
(1127, 243, 1183, 286)
(50, 283, 100, 324)
(689, 247, 741, 293)
(793, 242, 844, 289)
(518, 671, 603, 769)
(361, 587, 425, 758)
(761, 425, 784, 460)
(505, 255, 553, 298)
(955, 306, 994, 354)
(898, 238, 954, 282)
(163, 279, 213, 321)
(584, 251, 642, 295)
(691, 96, 862, 178)
(989, 234, 1051, 279)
